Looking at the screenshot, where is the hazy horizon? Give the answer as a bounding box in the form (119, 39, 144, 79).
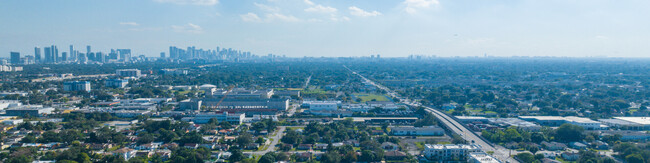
(2, 0, 650, 58)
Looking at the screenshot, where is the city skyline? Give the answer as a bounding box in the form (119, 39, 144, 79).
(2, 0, 650, 58)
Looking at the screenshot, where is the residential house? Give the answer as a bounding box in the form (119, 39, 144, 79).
(541, 141, 566, 151)
(561, 152, 579, 161)
(381, 142, 399, 151)
(385, 151, 408, 160)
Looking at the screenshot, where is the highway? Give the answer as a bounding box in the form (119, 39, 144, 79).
(345, 65, 518, 163)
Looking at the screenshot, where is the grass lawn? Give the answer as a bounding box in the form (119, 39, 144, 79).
(353, 93, 390, 103)
(302, 88, 328, 94)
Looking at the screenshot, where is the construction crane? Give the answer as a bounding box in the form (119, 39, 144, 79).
(212, 85, 235, 111)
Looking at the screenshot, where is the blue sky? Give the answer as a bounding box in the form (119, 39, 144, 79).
(1, 0, 649, 58)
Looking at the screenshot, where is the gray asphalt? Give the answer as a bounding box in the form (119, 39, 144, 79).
(345, 65, 518, 163)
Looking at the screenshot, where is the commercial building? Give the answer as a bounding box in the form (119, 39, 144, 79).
(488, 118, 541, 131)
(5, 105, 55, 117)
(10, 52, 20, 64)
(211, 88, 274, 99)
(308, 102, 338, 111)
(201, 98, 289, 111)
(519, 116, 606, 130)
(302, 101, 341, 108)
(183, 112, 245, 124)
(116, 69, 141, 77)
(456, 116, 490, 124)
(105, 79, 128, 88)
(333, 117, 418, 123)
(391, 126, 444, 136)
(598, 117, 650, 130)
(63, 81, 91, 92)
(160, 69, 188, 75)
(423, 144, 481, 161)
(468, 152, 501, 163)
(179, 99, 202, 111)
(0, 100, 22, 110)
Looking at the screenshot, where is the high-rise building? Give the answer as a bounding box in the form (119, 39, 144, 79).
(63, 81, 91, 92)
(34, 47, 41, 63)
(160, 52, 165, 58)
(62, 52, 68, 61)
(86, 45, 91, 55)
(97, 52, 105, 63)
(117, 49, 131, 61)
(78, 53, 87, 63)
(69, 45, 75, 61)
(44, 47, 52, 63)
(10, 52, 20, 64)
(53, 45, 59, 63)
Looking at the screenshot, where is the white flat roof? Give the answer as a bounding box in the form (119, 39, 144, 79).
(519, 116, 599, 124)
(614, 117, 650, 125)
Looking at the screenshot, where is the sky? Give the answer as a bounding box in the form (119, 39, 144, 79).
(1, 0, 650, 58)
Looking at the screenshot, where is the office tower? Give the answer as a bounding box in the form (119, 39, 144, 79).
(34, 47, 41, 63)
(88, 52, 95, 61)
(62, 52, 68, 62)
(78, 53, 87, 63)
(51, 45, 58, 63)
(10, 52, 20, 64)
(86, 45, 91, 55)
(44, 47, 51, 63)
(117, 49, 131, 61)
(160, 52, 165, 58)
(69, 45, 75, 61)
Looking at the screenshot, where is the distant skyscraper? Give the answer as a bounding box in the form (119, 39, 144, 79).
(86, 45, 91, 55)
(69, 45, 75, 61)
(117, 49, 131, 61)
(62, 52, 68, 61)
(10, 52, 20, 64)
(160, 52, 165, 58)
(54, 46, 59, 63)
(34, 47, 41, 63)
(44, 47, 52, 63)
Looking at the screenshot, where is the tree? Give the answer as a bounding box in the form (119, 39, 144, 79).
(228, 148, 245, 162)
(259, 152, 277, 163)
(321, 151, 341, 163)
(555, 124, 584, 142)
(625, 154, 644, 163)
(236, 132, 253, 146)
(515, 153, 535, 163)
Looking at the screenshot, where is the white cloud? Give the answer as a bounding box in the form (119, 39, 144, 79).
(403, 0, 439, 14)
(171, 23, 203, 33)
(348, 6, 381, 17)
(240, 13, 262, 22)
(265, 13, 300, 22)
(595, 35, 608, 39)
(153, 0, 218, 5)
(305, 5, 337, 13)
(303, 0, 315, 5)
(330, 15, 350, 22)
(254, 2, 280, 12)
(119, 22, 139, 26)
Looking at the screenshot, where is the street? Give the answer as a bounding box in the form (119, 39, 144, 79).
(345, 65, 519, 163)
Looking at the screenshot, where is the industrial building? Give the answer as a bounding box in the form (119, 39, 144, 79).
(182, 112, 245, 124)
(598, 117, 650, 130)
(391, 126, 444, 136)
(5, 105, 55, 117)
(519, 116, 607, 130)
(201, 98, 289, 111)
(488, 118, 541, 131)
